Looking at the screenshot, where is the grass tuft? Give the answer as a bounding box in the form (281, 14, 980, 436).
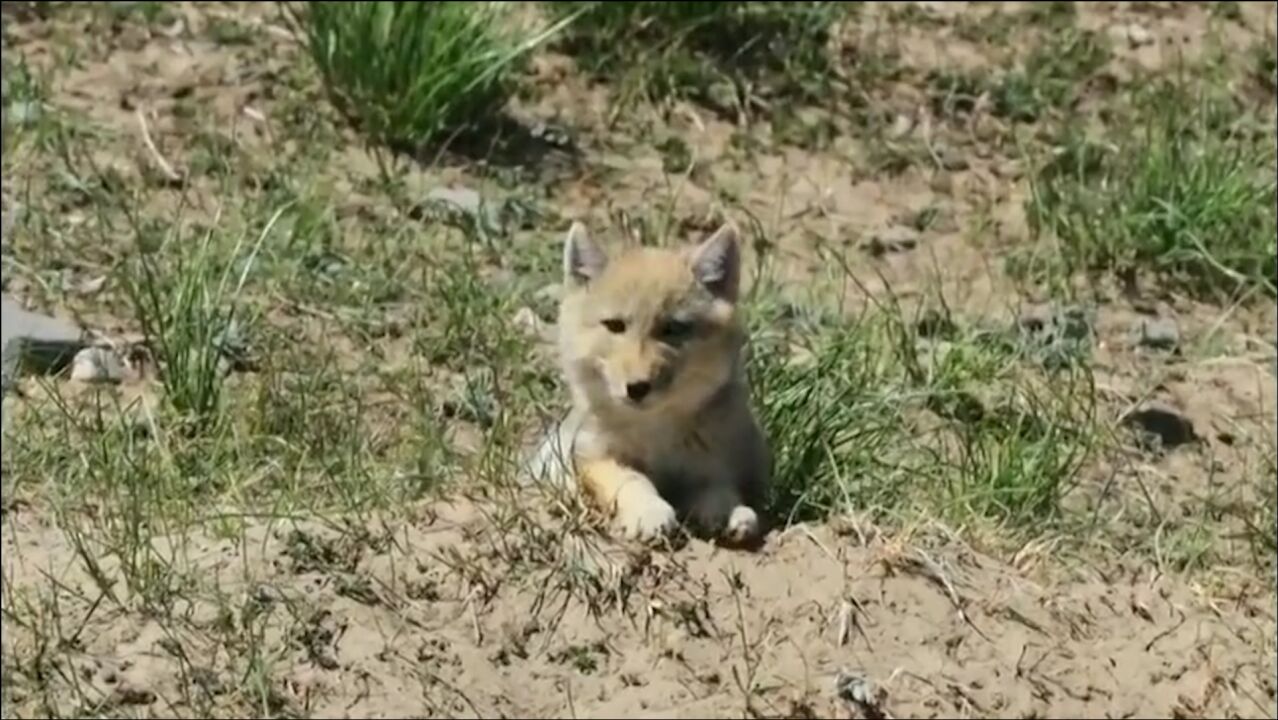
(1025, 82, 1278, 299)
(289, 1, 567, 153)
(120, 206, 287, 429)
(747, 286, 1098, 533)
(993, 27, 1109, 122)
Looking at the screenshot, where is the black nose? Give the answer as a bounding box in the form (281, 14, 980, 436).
(626, 381, 651, 402)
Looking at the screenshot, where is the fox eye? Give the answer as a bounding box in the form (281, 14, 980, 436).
(657, 318, 694, 342)
(601, 318, 626, 334)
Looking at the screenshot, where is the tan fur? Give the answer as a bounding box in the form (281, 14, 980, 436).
(527, 221, 771, 545)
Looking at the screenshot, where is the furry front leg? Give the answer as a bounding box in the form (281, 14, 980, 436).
(578, 458, 677, 542)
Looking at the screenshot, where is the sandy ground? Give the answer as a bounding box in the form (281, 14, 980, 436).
(3, 496, 1275, 718)
(2, 2, 1275, 718)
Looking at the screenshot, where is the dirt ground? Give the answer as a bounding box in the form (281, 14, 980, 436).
(5, 499, 1275, 719)
(1, 2, 1275, 718)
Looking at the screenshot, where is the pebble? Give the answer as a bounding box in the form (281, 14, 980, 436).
(1123, 23, 1154, 48)
(512, 306, 546, 337)
(535, 283, 563, 303)
(423, 186, 483, 216)
(1133, 316, 1179, 351)
(835, 669, 886, 716)
(2, 296, 84, 394)
(70, 347, 127, 384)
(887, 113, 915, 140)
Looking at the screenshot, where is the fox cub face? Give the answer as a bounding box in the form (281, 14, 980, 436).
(558, 221, 746, 418)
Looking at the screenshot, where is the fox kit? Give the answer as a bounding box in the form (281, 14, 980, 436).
(528, 221, 771, 545)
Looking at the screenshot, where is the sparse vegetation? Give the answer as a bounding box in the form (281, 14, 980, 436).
(749, 292, 1097, 530)
(548, 1, 842, 109)
(289, 2, 566, 153)
(2, 2, 1275, 718)
(1026, 83, 1278, 299)
(120, 207, 284, 428)
(929, 26, 1111, 123)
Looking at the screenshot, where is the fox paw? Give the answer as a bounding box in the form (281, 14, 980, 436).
(723, 505, 760, 545)
(617, 497, 678, 542)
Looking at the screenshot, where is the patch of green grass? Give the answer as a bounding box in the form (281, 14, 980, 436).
(1, 54, 45, 127)
(925, 68, 988, 118)
(986, 28, 1109, 122)
(6, 8, 1278, 717)
(288, 2, 567, 154)
(3, 386, 205, 610)
(206, 15, 255, 46)
(1024, 83, 1278, 300)
(0, 53, 72, 158)
(100, 1, 177, 26)
(119, 204, 286, 429)
(1209, 1, 1243, 22)
(746, 280, 1098, 533)
(548, 1, 841, 111)
(994, 28, 1110, 122)
(1022, 1, 1077, 27)
(926, 27, 1108, 123)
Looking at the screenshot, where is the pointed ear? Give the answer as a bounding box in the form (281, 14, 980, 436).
(563, 221, 607, 286)
(691, 222, 740, 301)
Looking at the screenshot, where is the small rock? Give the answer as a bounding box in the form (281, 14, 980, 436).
(1121, 404, 1196, 450)
(253, 584, 285, 605)
(512, 306, 546, 337)
(535, 283, 563, 303)
(1133, 317, 1179, 351)
(74, 275, 108, 296)
(887, 113, 915, 140)
(5, 100, 41, 127)
(835, 669, 888, 719)
(993, 159, 1023, 181)
(423, 186, 482, 216)
(2, 296, 85, 393)
(861, 227, 918, 257)
(70, 347, 127, 384)
(1123, 23, 1154, 48)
